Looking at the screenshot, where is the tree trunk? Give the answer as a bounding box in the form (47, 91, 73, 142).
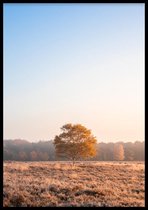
(72, 158, 75, 167)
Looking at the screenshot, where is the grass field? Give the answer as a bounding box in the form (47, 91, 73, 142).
(3, 161, 145, 207)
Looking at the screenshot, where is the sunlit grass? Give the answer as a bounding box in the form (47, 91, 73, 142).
(3, 161, 145, 207)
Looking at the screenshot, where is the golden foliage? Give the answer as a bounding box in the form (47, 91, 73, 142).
(54, 124, 97, 163)
(113, 144, 125, 161)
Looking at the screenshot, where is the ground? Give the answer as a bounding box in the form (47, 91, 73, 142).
(3, 161, 145, 207)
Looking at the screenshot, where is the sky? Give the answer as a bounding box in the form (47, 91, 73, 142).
(4, 3, 145, 143)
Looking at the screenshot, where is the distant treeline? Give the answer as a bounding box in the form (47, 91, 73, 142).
(4, 139, 144, 161)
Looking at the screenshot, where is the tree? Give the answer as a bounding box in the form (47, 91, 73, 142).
(134, 141, 144, 161)
(124, 142, 134, 161)
(30, 151, 38, 161)
(38, 152, 49, 161)
(18, 151, 27, 161)
(113, 144, 124, 161)
(54, 123, 97, 165)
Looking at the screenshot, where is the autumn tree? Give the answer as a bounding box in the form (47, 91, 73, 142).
(113, 144, 124, 161)
(54, 123, 97, 165)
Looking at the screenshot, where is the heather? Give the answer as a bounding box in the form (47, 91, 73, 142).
(3, 161, 145, 207)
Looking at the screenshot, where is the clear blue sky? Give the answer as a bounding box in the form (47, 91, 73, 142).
(4, 3, 144, 142)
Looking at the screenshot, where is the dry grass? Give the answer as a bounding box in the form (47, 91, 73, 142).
(3, 161, 145, 207)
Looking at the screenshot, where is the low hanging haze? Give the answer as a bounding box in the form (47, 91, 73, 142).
(4, 3, 144, 143)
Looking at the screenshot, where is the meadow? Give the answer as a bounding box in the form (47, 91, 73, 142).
(3, 161, 145, 207)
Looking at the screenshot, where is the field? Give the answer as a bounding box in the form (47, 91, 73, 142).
(3, 161, 145, 207)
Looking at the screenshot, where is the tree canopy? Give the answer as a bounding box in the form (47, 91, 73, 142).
(54, 123, 97, 165)
(113, 144, 125, 161)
